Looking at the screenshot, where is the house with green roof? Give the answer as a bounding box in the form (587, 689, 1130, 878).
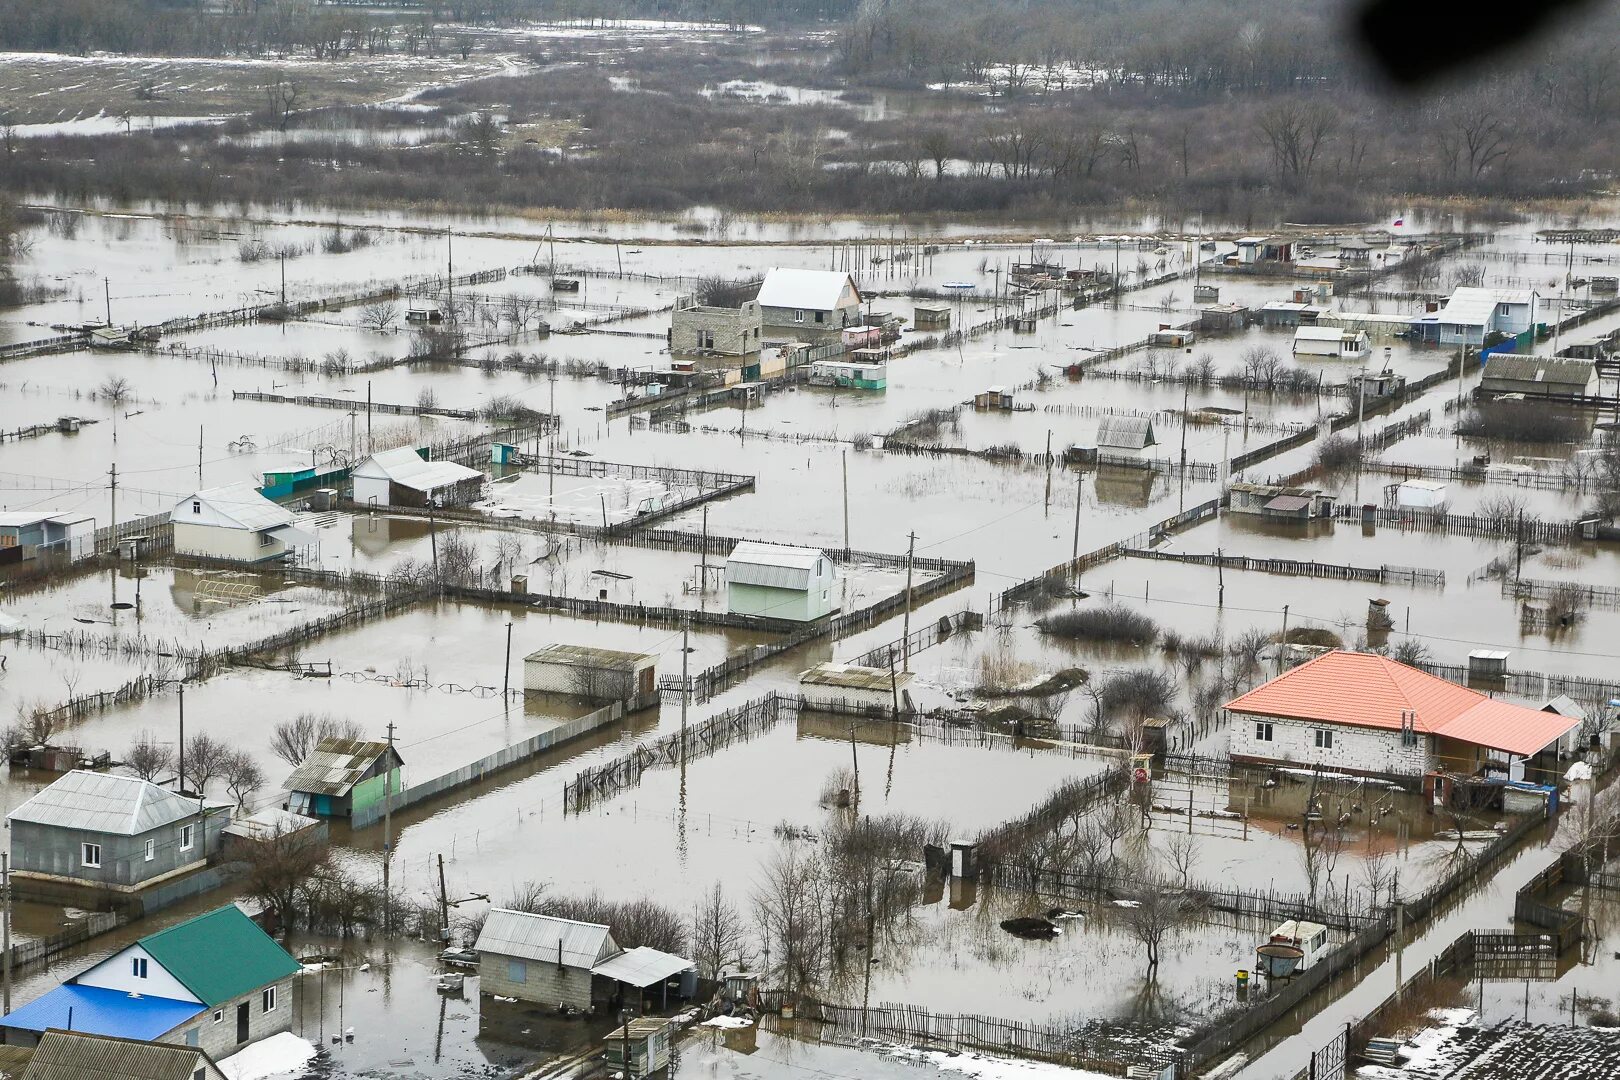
(0, 906, 299, 1060)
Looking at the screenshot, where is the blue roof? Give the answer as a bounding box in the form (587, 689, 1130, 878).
(1, 984, 202, 1041)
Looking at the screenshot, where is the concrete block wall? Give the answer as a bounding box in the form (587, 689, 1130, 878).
(1229, 711, 1432, 776)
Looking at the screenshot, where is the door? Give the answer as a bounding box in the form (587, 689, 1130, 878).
(237, 1001, 250, 1043)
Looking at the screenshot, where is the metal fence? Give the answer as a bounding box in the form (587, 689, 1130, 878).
(1122, 548, 1444, 588)
(350, 692, 657, 830)
(1331, 504, 1576, 543)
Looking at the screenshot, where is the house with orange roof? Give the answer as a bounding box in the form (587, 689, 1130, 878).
(1224, 650, 1582, 783)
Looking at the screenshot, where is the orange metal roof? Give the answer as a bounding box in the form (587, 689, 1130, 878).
(1223, 650, 1578, 757)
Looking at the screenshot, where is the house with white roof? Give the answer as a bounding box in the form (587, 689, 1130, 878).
(473, 909, 694, 1013)
(1428, 287, 1540, 346)
(170, 483, 312, 564)
(756, 268, 862, 343)
(725, 540, 835, 622)
(350, 447, 483, 509)
(6, 771, 230, 894)
(1292, 325, 1370, 359)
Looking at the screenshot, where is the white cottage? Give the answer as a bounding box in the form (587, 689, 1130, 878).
(725, 541, 836, 622)
(1292, 325, 1370, 359)
(170, 483, 313, 564)
(350, 447, 483, 509)
(756, 268, 863, 343)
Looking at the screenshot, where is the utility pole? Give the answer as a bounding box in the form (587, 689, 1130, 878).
(1217, 547, 1225, 606)
(2, 851, 11, 1014)
(279, 255, 286, 308)
(366, 380, 373, 452)
(437, 853, 449, 942)
(699, 505, 709, 601)
(842, 450, 850, 552)
(104, 278, 112, 326)
(503, 621, 513, 699)
(177, 684, 185, 793)
(1280, 605, 1290, 671)
(1071, 473, 1083, 575)
(383, 721, 396, 934)
(428, 503, 439, 581)
(197, 427, 203, 487)
(901, 531, 916, 672)
(1178, 382, 1189, 511)
(108, 463, 117, 543)
(680, 619, 690, 730)
(888, 646, 900, 722)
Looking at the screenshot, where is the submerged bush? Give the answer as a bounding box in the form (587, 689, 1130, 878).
(1037, 605, 1157, 645)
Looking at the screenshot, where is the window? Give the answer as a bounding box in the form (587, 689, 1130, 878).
(132, 957, 148, 979)
(144, 838, 156, 862)
(1314, 729, 1334, 750)
(180, 824, 194, 852)
(184, 1029, 199, 1048)
(793, 309, 805, 323)
(192, 501, 201, 514)
(81, 843, 101, 868)
(262, 986, 277, 1013)
(213, 1011, 223, 1024)
(507, 959, 528, 984)
(814, 311, 825, 323)
(259, 530, 274, 547)
(1254, 721, 1274, 743)
(195, 1069, 207, 1080)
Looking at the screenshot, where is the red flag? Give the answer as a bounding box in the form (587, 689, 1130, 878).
(1392, 218, 1404, 226)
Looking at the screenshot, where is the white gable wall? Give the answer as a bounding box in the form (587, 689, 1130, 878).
(75, 943, 201, 1002)
(1228, 711, 1433, 776)
(172, 522, 287, 563)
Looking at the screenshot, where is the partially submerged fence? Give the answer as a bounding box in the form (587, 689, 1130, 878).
(565, 692, 792, 812)
(350, 691, 658, 830)
(847, 608, 981, 669)
(1505, 576, 1620, 612)
(1331, 504, 1577, 544)
(1122, 548, 1445, 588)
(231, 389, 478, 421)
(6, 912, 124, 972)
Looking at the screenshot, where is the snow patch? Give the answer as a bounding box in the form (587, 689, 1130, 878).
(702, 1015, 755, 1030)
(1111, 900, 1142, 909)
(219, 1032, 317, 1080)
(879, 1043, 1127, 1079)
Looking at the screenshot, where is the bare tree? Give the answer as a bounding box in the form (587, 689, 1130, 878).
(263, 76, 302, 132)
(359, 301, 398, 332)
(222, 749, 265, 806)
(270, 712, 363, 767)
(239, 821, 333, 933)
(1119, 878, 1200, 975)
(753, 844, 823, 995)
(691, 882, 749, 979)
(184, 732, 229, 794)
(1257, 101, 1336, 179)
(126, 730, 174, 781)
(1164, 831, 1201, 889)
(98, 376, 132, 407)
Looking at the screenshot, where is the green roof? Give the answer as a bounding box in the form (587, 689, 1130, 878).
(137, 906, 299, 1007)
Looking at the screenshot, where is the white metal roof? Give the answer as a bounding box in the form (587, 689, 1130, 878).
(1439, 287, 1499, 327)
(1294, 326, 1348, 342)
(8, 771, 205, 836)
(725, 541, 830, 591)
(756, 268, 859, 311)
(222, 807, 321, 841)
(353, 447, 482, 493)
(590, 946, 694, 987)
(175, 482, 294, 532)
(523, 643, 657, 671)
(475, 909, 617, 969)
(800, 662, 911, 691)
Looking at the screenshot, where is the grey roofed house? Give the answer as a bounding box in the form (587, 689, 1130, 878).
(20, 1029, 225, 1080)
(1096, 415, 1157, 451)
(473, 909, 622, 1010)
(6, 772, 228, 893)
(9, 772, 204, 836)
(724, 541, 828, 591)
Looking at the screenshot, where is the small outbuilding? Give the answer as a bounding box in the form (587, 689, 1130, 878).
(973, 386, 1013, 410)
(171, 483, 313, 564)
(282, 738, 403, 820)
(1096, 415, 1157, 452)
(474, 910, 620, 1012)
(913, 304, 951, 330)
(1227, 482, 1334, 520)
(524, 644, 657, 700)
(1348, 368, 1406, 400)
(1198, 304, 1249, 333)
(603, 1018, 674, 1076)
(1396, 479, 1448, 510)
(799, 662, 911, 712)
(351, 448, 483, 509)
(1293, 325, 1370, 359)
(725, 541, 836, 623)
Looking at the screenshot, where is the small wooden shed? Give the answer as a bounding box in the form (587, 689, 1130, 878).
(973, 386, 1013, 411)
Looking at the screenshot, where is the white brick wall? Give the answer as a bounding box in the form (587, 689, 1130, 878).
(1228, 711, 1433, 776)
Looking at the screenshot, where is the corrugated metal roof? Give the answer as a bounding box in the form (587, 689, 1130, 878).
(756, 268, 858, 311)
(8, 772, 202, 837)
(0, 1044, 31, 1079)
(1480, 355, 1594, 388)
(221, 807, 321, 842)
(1223, 650, 1579, 755)
(353, 448, 483, 492)
(181, 482, 293, 532)
(0, 986, 202, 1041)
(1439, 287, 1499, 327)
(800, 663, 909, 692)
(138, 906, 301, 1008)
(23, 1030, 213, 1080)
(1096, 416, 1156, 450)
(474, 910, 617, 969)
(522, 644, 657, 672)
(283, 738, 395, 798)
(1263, 495, 1314, 512)
(590, 946, 694, 988)
(1294, 326, 1347, 342)
(725, 541, 829, 591)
